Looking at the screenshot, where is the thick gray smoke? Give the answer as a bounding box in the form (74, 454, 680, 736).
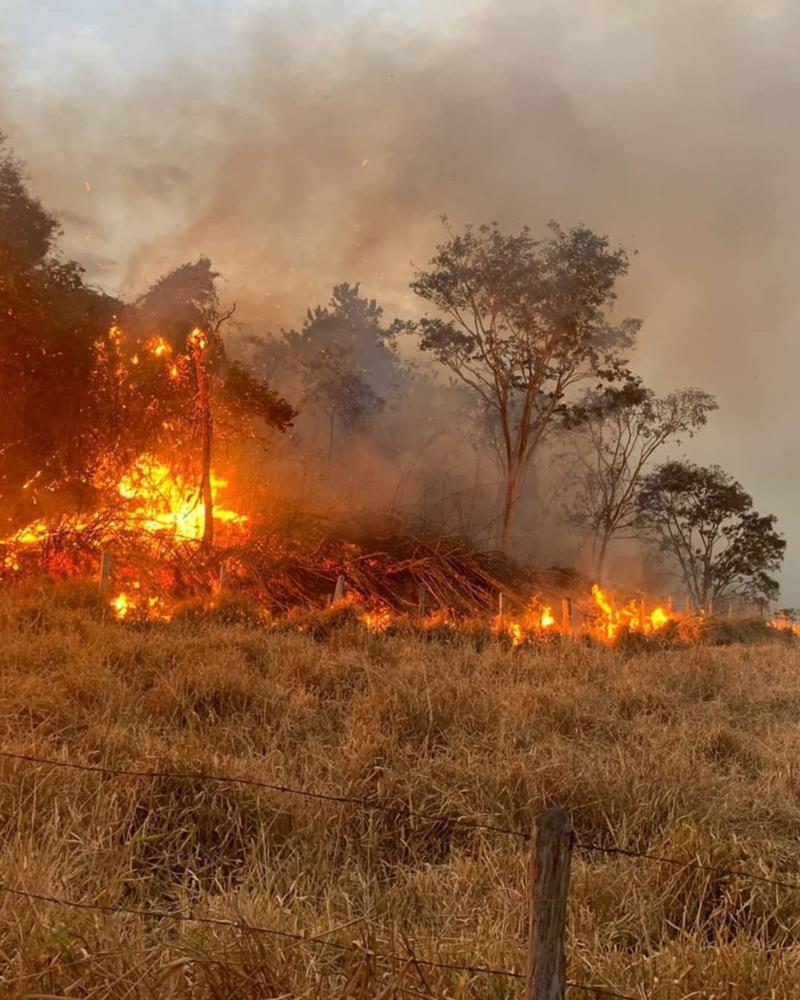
(2, 0, 799, 596)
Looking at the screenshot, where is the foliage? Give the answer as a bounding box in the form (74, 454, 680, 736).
(250, 282, 410, 457)
(0, 138, 120, 519)
(568, 383, 717, 578)
(410, 218, 641, 549)
(130, 257, 223, 350)
(637, 460, 785, 606)
(221, 361, 296, 435)
(0, 133, 59, 269)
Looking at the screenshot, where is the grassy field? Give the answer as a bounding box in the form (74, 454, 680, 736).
(0, 585, 799, 998)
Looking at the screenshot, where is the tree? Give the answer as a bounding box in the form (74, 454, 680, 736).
(127, 258, 295, 545)
(251, 282, 409, 459)
(88, 305, 294, 548)
(301, 345, 384, 461)
(0, 137, 120, 525)
(636, 461, 785, 608)
(410, 219, 640, 552)
(0, 133, 59, 270)
(569, 384, 717, 580)
(130, 257, 225, 350)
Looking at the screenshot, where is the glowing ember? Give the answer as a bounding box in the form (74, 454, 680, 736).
(188, 327, 208, 352)
(359, 607, 393, 632)
(144, 335, 171, 358)
(111, 587, 170, 622)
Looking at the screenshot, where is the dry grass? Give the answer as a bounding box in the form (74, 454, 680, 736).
(0, 585, 798, 997)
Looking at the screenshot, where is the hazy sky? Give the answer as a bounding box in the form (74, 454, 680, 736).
(2, 0, 799, 600)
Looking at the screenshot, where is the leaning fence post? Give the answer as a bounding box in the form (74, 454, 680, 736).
(99, 550, 113, 598)
(332, 573, 345, 605)
(526, 808, 573, 1000)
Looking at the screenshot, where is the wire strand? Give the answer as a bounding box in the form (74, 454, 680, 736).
(0, 748, 527, 839)
(0, 880, 645, 997)
(576, 841, 800, 893)
(0, 880, 523, 981)
(5, 749, 798, 894)
(568, 982, 641, 1000)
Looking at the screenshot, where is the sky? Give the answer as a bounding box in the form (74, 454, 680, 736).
(2, 0, 800, 600)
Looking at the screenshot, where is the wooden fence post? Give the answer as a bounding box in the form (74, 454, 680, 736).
(332, 574, 345, 605)
(560, 598, 572, 633)
(99, 550, 113, 598)
(418, 583, 427, 621)
(526, 808, 573, 1000)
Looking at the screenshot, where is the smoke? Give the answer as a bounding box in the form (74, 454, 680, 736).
(2, 0, 799, 595)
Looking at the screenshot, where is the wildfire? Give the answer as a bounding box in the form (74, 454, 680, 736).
(116, 455, 247, 541)
(359, 607, 393, 632)
(493, 597, 558, 646)
(768, 616, 800, 636)
(0, 453, 248, 576)
(589, 584, 677, 642)
(111, 585, 169, 621)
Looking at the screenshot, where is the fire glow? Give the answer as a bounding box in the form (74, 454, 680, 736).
(116, 456, 246, 540)
(0, 319, 687, 641)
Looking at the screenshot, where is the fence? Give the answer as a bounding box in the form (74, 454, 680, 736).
(1, 748, 798, 998)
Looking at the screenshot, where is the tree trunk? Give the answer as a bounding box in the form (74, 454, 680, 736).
(499, 466, 520, 554)
(191, 332, 214, 548)
(593, 533, 610, 584)
(327, 407, 337, 464)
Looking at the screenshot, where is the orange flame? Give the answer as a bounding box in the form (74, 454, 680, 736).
(116, 455, 247, 541)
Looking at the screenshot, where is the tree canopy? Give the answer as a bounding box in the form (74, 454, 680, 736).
(569, 384, 717, 579)
(251, 282, 409, 460)
(411, 219, 641, 550)
(636, 461, 785, 607)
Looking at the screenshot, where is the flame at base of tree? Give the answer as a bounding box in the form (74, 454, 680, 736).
(115, 455, 246, 540)
(2, 452, 248, 559)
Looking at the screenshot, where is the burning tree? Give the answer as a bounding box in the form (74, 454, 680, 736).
(567, 383, 717, 580)
(0, 134, 119, 524)
(0, 137, 294, 554)
(410, 219, 640, 552)
(86, 320, 295, 547)
(636, 460, 785, 608)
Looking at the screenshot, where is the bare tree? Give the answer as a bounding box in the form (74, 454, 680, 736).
(568, 384, 717, 580)
(411, 219, 640, 552)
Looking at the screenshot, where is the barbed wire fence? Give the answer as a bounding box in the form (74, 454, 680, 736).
(1, 747, 797, 998)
